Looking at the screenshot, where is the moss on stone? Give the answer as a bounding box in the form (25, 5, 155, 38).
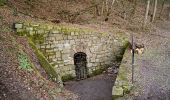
(15, 22, 106, 36)
(115, 41, 130, 63)
(89, 67, 106, 77)
(28, 38, 58, 82)
(17, 30, 28, 36)
(112, 95, 123, 100)
(61, 74, 75, 82)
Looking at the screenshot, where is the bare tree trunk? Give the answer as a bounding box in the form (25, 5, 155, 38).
(144, 0, 150, 27)
(105, 0, 109, 14)
(159, 0, 165, 18)
(107, 0, 116, 16)
(111, 0, 116, 10)
(95, 5, 100, 16)
(101, 1, 105, 15)
(151, 0, 157, 22)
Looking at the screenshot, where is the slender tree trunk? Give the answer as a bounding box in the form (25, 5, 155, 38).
(105, 0, 109, 14)
(159, 0, 165, 18)
(107, 0, 116, 16)
(101, 1, 105, 15)
(144, 0, 150, 27)
(151, 0, 157, 22)
(95, 5, 100, 16)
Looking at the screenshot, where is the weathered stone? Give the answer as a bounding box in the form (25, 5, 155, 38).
(75, 32, 79, 35)
(17, 29, 24, 33)
(92, 63, 97, 67)
(47, 25, 53, 30)
(95, 59, 99, 62)
(56, 51, 61, 58)
(26, 27, 33, 31)
(90, 58, 95, 62)
(90, 48, 95, 52)
(29, 23, 39, 27)
(112, 86, 124, 97)
(62, 49, 70, 54)
(71, 32, 74, 35)
(87, 63, 93, 67)
(62, 54, 69, 60)
(70, 40, 75, 44)
(63, 36, 68, 40)
(37, 29, 45, 34)
(122, 85, 132, 93)
(57, 44, 64, 50)
(51, 29, 59, 34)
(68, 36, 72, 40)
(57, 57, 62, 60)
(64, 43, 71, 49)
(28, 31, 35, 35)
(59, 64, 64, 67)
(15, 23, 23, 29)
(55, 34, 63, 40)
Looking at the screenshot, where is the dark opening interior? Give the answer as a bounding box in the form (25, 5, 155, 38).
(74, 52, 88, 80)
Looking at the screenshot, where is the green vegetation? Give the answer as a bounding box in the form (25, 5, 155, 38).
(112, 95, 123, 100)
(90, 67, 106, 77)
(17, 51, 33, 71)
(17, 30, 28, 36)
(61, 74, 74, 82)
(0, 0, 7, 6)
(16, 23, 59, 81)
(28, 38, 58, 82)
(28, 33, 45, 44)
(115, 41, 130, 63)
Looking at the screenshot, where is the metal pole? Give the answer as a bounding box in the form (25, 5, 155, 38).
(132, 33, 134, 84)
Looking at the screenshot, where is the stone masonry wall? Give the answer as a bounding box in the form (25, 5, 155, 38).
(15, 22, 128, 78)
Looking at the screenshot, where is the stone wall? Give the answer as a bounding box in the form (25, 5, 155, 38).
(15, 22, 128, 79)
(112, 48, 133, 99)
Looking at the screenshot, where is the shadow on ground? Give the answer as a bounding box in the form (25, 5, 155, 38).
(64, 74, 116, 100)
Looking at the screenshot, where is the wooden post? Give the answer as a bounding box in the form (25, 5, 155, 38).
(151, 0, 158, 22)
(131, 33, 135, 84)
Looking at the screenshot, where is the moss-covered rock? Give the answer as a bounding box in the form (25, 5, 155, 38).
(28, 38, 59, 82)
(61, 74, 75, 82)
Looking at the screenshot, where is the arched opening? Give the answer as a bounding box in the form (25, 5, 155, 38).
(74, 52, 88, 80)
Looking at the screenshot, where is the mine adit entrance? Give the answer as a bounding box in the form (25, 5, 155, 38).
(74, 52, 88, 80)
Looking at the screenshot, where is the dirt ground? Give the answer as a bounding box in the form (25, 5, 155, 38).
(119, 20, 170, 100)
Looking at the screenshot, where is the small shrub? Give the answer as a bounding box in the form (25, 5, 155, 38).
(18, 52, 32, 71)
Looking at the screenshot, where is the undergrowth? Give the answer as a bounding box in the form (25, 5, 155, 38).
(0, 0, 7, 6)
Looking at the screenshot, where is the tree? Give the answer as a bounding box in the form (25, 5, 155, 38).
(159, 0, 166, 19)
(144, 0, 151, 27)
(151, 0, 157, 22)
